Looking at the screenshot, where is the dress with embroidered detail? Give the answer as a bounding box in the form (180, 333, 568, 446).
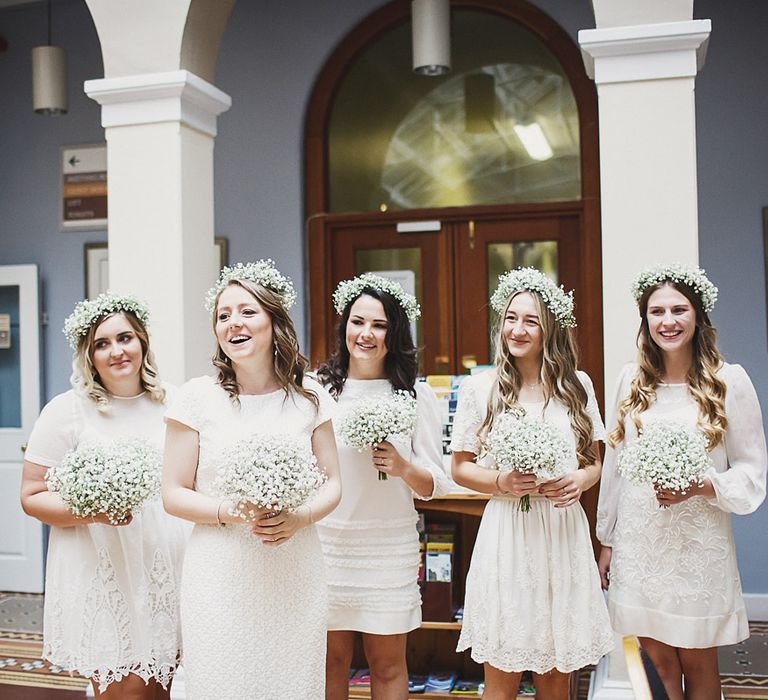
(597, 362, 767, 648)
(316, 378, 451, 635)
(165, 374, 336, 699)
(450, 369, 613, 674)
(24, 388, 188, 692)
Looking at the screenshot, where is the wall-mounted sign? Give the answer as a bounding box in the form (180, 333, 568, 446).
(61, 143, 107, 229)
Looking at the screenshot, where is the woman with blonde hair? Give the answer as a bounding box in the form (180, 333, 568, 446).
(162, 260, 341, 698)
(20, 293, 187, 699)
(451, 268, 612, 699)
(597, 263, 767, 699)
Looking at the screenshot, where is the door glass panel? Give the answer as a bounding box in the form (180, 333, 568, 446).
(0, 285, 22, 428)
(329, 9, 581, 212)
(486, 240, 558, 356)
(354, 247, 423, 347)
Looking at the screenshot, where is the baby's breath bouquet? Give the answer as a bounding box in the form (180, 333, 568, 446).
(215, 433, 326, 520)
(486, 409, 570, 512)
(338, 390, 418, 480)
(46, 438, 161, 524)
(618, 420, 709, 506)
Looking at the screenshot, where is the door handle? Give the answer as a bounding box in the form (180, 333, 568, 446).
(21, 442, 27, 453)
(461, 354, 477, 370)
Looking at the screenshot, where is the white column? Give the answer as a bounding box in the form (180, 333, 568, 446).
(580, 20, 710, 391)
(579, 19, 711, 700)
(85, 70, 231, 384)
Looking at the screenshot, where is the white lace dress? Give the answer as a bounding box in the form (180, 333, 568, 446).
(450, 369, 614, 673)
(316, 379, 451, 634)
(165, 375, 336, 699)
(24, 389, 188, 692)
(597, 362, 767, 648)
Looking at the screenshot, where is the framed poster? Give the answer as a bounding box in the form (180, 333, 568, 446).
(62, 144, 108, 230)
(84, 238, 228, 297)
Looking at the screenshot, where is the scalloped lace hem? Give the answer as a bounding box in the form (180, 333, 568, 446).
(42, 653, 178, 693)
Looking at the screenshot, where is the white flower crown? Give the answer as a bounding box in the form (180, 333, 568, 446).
(63, 292, 150, 350)
(205, 260, 297, 313)
(631, 263, 718, 313)
(333, 273, 421, 322)
(490, 267, 576, 329)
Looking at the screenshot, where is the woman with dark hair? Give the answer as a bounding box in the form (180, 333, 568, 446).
(316, 273, 450, 700)
(20, 293, 187, 698)
(598, 263, 767, 700)
(162, 260, 341, 698)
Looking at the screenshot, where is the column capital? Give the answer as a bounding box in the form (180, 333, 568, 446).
(84, 69, 231, 136)
(579, 19, 711, 84)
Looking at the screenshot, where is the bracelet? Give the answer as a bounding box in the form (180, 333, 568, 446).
(216, 500, 225, 526)
(494, 471, 507, 495)
(304, 503, 313, 525)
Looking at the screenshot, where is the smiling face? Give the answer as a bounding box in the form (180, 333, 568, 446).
(214, 283, 274, 365)
(90, 313, 144, 395)
(646, 284, 696, 356)
(345, 294, 389, 372)
(502, 292, 544, 363)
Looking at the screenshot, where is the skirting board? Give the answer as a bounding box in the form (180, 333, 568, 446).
(745, 594, 768, 621)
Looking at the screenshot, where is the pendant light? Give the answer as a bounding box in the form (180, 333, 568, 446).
(32, 0, 68, 115)
(411, 0, 451, 76)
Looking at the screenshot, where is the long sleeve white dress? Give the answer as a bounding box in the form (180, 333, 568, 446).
(450, 369, 613, 674)
(24, 388, 187, 692)
(597, 362, 767, 648)
(165, 375, 336, 699)
(316, 379, 451, 634)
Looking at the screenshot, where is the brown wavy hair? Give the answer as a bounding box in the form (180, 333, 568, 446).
(211, 279, 318, 408)
(608, 280, 727, 449)
(316, 287, 418, 398)
(479, 291, 596, 468)
(71, 311, 166, 412)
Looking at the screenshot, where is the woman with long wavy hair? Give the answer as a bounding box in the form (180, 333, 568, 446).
(20, 293, 187, 699)
(316, 273, 450, 700)
(597, 264, 767, 700)
(162, 260, 341, 698)
(451, 268, 612, 699)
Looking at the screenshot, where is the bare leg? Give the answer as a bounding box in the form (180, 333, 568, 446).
(326, 630, 356, 700)
(152, 676, 172, 700)
(92, 673, 152, 699)
(678, 646, 721, 700)
(532, 668, 571, 700)
(482, 663, 522, 700)
(362, 632, 408, 700)
(640, 637, 685, 700)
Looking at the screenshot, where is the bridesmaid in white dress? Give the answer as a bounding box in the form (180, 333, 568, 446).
(162, 261, 341, 699)
(451, 268, 612, 700)
(597, 264, 767, 700)
(20, 294, 187, 698)
(316, 273, 451, 700)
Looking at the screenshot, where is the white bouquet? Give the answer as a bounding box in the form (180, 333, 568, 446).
(338, 390, 418, 480)
(618, 419, 709, 505)
(215, 433, 326, 519)
(46, 438, 161, 525)
(486, 409, 570, 512)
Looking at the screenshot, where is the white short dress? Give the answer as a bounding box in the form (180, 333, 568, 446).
(25, 389, 188, 692)
(450, 369, 614, 674)
(316, 379, 451, 635)
(165, 375, 336, 700)
(597, 362, 767, 648)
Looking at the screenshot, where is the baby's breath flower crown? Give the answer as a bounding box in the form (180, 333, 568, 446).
(205, 259, 297, 313)
(63, 292, 150, 350)
(490, 267, 576, 329)
(333, 273, 421, 322)
(631, 263, 718, 313)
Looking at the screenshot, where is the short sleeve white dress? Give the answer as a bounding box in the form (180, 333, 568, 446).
(597, 362, 767, 647)
(24, 388, 188, 692)
(316, 379, 452, 634)
(450, 369, 614, 674)
(165, 375, 336, 699)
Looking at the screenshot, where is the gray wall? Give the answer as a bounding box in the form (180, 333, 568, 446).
(1, 0, 766, 592)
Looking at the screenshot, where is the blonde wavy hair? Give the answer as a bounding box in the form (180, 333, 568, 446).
(211, 280, 318, 408)
(479, 291, 596, 468)
(608, 281, 727, 449)
(71, 311, 166, 412)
